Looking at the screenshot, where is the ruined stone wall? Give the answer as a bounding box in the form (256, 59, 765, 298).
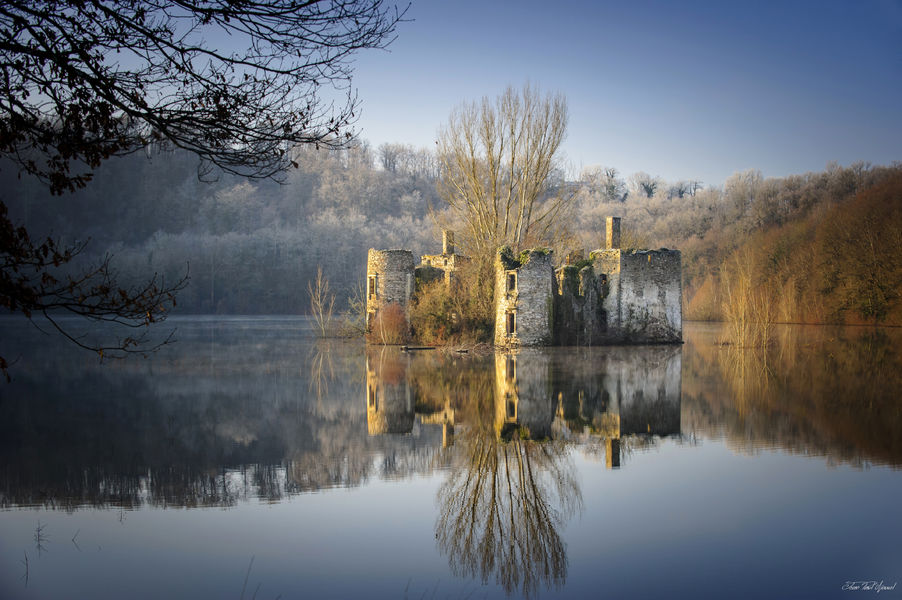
(617, 250, 682, 343)
(414, 265, 443, 288)
(554, 264, 604, 345)
(420, 252, 469, 286)
(593, 249, 623, 341)
(494, 249, 554, 347)
(587, 248, 681, 343)
(366, 249, 415, 323)
(599, 346, 682, 435)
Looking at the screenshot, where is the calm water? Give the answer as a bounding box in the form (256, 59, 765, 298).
(0, 317, 900, 600)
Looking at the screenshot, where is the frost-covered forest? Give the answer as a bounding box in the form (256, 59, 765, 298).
(3, 144, 900, 322)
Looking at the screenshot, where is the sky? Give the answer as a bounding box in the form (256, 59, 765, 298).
(347, 0, 902, 186)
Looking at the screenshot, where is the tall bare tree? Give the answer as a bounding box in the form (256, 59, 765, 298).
(436, 84, 570, 256)
(307, 266, 335, 338)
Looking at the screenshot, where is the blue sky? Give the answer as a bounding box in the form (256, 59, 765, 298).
(348, 0, 902, 186)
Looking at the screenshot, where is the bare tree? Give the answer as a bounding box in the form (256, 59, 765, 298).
(688, 180, 704, 196)
(629, 171, 660, 199)
(436, 84, 570, 256)
(307, 266, 335, 337)
(581, 166, 626, 203)
(378, 142, 403, 173)
(668, 181, 689, 200)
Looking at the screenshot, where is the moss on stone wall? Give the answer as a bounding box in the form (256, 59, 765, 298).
(519, 247, 551, 266)
(498, 246, 553, 270)
(498, 246, 519, 270)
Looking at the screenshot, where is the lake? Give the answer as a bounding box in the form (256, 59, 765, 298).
(0, 317, 900, 599)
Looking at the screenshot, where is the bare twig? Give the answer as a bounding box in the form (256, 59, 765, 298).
(240, 555, 255, 600)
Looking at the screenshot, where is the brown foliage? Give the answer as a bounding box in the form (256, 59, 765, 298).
(366, 302, 408, 345)
(684, 170, 902, 326)
(409, 280, 454, 344)
(815, 174, 902, 322)
(409, 256, 496, 345)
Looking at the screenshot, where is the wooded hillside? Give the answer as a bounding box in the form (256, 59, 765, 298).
(4, 146, 900, 323)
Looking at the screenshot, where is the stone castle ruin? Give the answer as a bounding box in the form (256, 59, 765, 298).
(365, 230, 468, 330)
(419, 230, 470, 286)
(365, 248, 415, 331)
(366, 219, 682, 346)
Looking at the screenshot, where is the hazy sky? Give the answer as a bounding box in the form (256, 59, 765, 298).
(349, 0, 902, 186)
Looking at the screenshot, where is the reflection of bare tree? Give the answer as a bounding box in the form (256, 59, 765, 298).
(435, 431, 581, 599)
(307, 342, 336, 412)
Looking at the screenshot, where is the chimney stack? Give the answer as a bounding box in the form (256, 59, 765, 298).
(605, 217, 621, 250)
(442, 230, 455, 255)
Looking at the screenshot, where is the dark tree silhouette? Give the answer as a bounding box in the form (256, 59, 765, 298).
(0, 0, 407, 191)
(0, 0, 406, 377)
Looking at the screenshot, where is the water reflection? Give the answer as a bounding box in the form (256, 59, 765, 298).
(494, 353, 555, 440)
(545, 346, 683, 468)
(366, 347, 415, 435)
(360, 345, 681, 597)
(0, 319, 443, 509)
(2, 318, 901, 599)
(683, 324, 902, 468)
(436, 435, 577, 599)
(3, 319, 899, 516)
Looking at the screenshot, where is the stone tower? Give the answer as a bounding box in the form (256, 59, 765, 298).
(593, 244, 682, 344)
(366, 249, 415, 330)
(494, 248, 554, 347)
(442, 230, 455, 255)
(605, 216, 621, 249)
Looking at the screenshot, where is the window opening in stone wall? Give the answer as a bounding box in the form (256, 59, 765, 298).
(507, 272, 517, 293)
(367, 385, 376, 408)
(506, 355, 516, 381)
(506, 311, 516, 335)
(367, 311, 376, 331)
(368, 275, 377, 298)
(507, 398, 517, 419)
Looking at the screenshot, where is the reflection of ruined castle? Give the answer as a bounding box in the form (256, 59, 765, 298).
(365, 219, 681, 346)
(366, 346, 455, 445)
(494, 353, 555, 440)
(364, 344, 681, 469)
(365, 347, 415, 435)
(492, 347, 681, 466)
(550, 346, 683, 468)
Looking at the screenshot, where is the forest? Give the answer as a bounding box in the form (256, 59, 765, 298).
(2, 145, 900, 325)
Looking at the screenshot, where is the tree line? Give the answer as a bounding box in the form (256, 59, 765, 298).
(4, 145, 899, 324)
